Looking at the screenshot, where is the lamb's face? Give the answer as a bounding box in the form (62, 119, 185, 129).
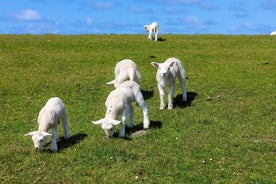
(144, 25, 150, 32)
(32, 132, 48, 150)
(158, 63, 171, 78)
(93, 116, 121, 138)
(102, 124, 115, 138)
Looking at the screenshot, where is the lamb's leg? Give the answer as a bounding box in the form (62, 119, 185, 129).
(158, 84, 165, 110)
(148, 30, 152, 40)
(51, 126, 58, 151)
(62, 111, 70, 140)
(119, 109, 127, 137)
(179, 76, 187, 101)
(155, 31, 159, 41)
(135, 90, 150, 129)
(168, 83, 175, 109)
(141, 102, 150, 129)
(128, 105, 134, 128)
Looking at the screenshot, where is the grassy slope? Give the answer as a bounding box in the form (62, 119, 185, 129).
(0, 34, 275, 183)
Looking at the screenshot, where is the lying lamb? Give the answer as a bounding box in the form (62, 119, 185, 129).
(270, 31, 276, 35)
(106, 59, 141, 88)
(144, 22, 159, 41)
(25, 97, 69, 151)
(93, 81, 150, 138)
(151, 57, 187, 110)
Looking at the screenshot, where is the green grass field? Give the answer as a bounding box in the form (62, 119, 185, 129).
(0, 34, 275, 183)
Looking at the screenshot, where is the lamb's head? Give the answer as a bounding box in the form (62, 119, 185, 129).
(144, 25, 150, 32)
(92, 117, 121, 138)
(25, 131, 51, 150)
(151, 61, 175, 78)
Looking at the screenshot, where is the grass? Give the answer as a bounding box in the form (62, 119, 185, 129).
(0, 34, 275, 183)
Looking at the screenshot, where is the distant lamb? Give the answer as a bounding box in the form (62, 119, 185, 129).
(93, 81, 150, 138)
(270, 31, 276, 35)
(25, 97, 69, 151)
(106, 59, 141, 88)
(144, 22, 159, 41)
(151, 57, 187, 110)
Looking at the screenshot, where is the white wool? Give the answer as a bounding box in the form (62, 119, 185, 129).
(25, 97, 69, 151)
(107, 59, 141, 88)
(93, 81, 150, 137)
(151, 57, 187, 110)
(144, 22, 159, 41)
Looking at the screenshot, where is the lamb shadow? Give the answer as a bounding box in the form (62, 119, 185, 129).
(115, 120, 162, 140)
(126, 120, 162, 134)
(141, 90, 154, 100)
(158, 37, 166, 41)
(173, 92, 198, 108)
(57, 133, 88, 151)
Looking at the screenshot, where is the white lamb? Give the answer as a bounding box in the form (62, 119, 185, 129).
(25, 97, 69, 151)
(144, 22, 159, 41)
(106, 59, 141, 88)
(93, 81, 150, 138)
(270, 31, 276, 35)
(151, 57, 187, 110)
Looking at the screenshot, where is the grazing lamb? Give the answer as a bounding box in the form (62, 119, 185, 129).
(270, 31, 276, 35)
(151, 57, 187, 110)
(25, 97, 69, 151)
(93, 81, 150, 138)
(106, 59, 141, 88)
(144, 22, 159, 41)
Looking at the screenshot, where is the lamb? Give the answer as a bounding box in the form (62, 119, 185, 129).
(106, 59, 141, 88)
(93, 81, 150, 138)
(151, 57, 187, 110)
(270, 31, 276, 35)
(144, 22, 159, 41)
(25, 97, 69, 151)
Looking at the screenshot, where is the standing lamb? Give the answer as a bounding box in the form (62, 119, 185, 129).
(106, 59, 141, 88)
(144, 22, 159, 41)
(151, 57, 187, 110)
(25, 97, 69, 151)
(93, 81, 150, 138)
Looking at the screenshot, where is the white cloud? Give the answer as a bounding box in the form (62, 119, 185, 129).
(261, 0, 276, 10)
(10, 21, 61, 34)
(86, 17, 93, 26)
(89, 2, 115, 9)
(184, 15, 202, 25)
(129, 6, 152, 13)
(178, 15, 216, 33)
(242, 22, 256, 30)
(13, 9, 43, 21)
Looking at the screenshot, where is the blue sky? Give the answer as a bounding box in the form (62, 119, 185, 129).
(1, 0, 276, 35)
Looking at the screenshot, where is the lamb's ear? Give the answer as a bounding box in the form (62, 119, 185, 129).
(92, 119, 105, 125)
(106, 80, 115, 85)
(111, 119, 121, 125)
(169, 61, 175, 67)
(151, 62, 159, 68)
(41, 131, 51, 137)
(25, 131, 38, 136)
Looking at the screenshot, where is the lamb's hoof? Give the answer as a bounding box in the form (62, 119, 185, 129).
(168, 105, 173, 110)
(182, 94, 187, 102)
(51, 149, 58, 152)
(118, 132, 126, 138)
(160, 105, 165, 110)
